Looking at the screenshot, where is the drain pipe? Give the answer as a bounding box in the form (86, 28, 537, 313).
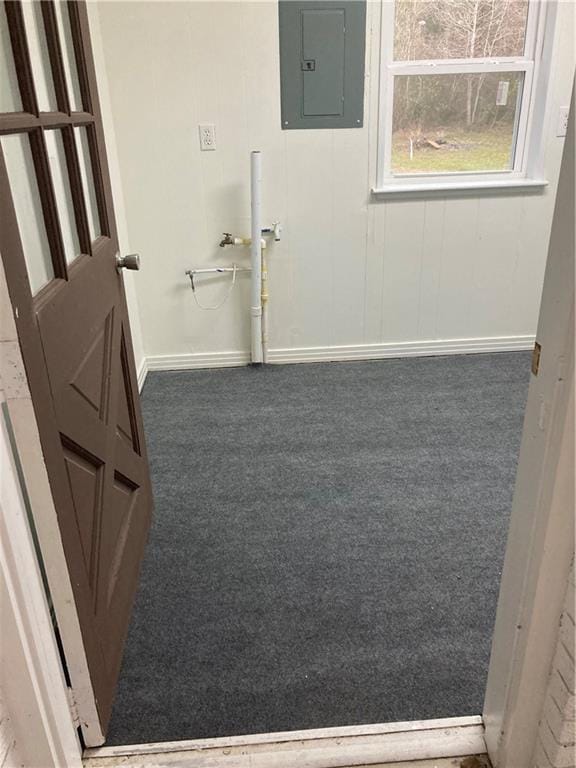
(261, 219, 279, 363)
(250, 151, 263, 364)
(261, 247, 269, 363)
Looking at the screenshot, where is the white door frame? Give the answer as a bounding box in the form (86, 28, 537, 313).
(0, 251, 104, 750)
(0, 329, 83, 767)
(1, 14, 574, 768)
(483, 86, 575, 766)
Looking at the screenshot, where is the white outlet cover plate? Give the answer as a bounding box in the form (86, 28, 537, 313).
(199, 123, 216, 151)
(557, 106, 569, 137)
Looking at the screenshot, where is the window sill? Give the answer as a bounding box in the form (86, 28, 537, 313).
(371, 177, 548, 199)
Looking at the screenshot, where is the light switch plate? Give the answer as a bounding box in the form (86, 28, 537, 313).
(199, 124, 216, 151)
(557, 107, 569, 137)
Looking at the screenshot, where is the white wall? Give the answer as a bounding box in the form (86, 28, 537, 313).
(87, 1, 145, 378)
(95, 0, 574, 368)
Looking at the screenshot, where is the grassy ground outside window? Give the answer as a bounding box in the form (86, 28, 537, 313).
(391, 125, 515, 175)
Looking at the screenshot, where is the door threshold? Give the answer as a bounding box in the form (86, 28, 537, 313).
(83, 715, 486, 767)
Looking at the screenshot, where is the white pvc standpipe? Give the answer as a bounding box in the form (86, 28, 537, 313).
(250, 151, 263, 364)
(261, 248, 269, 363)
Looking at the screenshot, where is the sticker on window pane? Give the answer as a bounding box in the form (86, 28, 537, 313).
(394, 0, 530, 61)
(53, 0, 83, 111)
(1, 134, 54, 294)
(496, 80, 510, 107)
(21, 0, 58, 111)
(391, 72, 524, 176)
(45, 130, 81, 264)
(0, 3, 22, 112)
(74, 127, 101, 242)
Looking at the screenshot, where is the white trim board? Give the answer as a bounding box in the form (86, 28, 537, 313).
(143, 335, 534, 372)
(0, 261, 103, 749)
(137, 358, 148, 393)
(84, 716, 486, 767)
(146, 349, 251, 373)
(0, 401, 83, 768)
(268, 335, 534, 365)
(483, 86, 576, 767)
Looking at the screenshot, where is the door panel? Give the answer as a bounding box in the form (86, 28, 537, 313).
(0, 0, 152, 741)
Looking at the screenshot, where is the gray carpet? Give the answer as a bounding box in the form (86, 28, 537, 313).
(106, 352, 530, 745)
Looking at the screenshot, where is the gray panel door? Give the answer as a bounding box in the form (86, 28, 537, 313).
(302, 9, 345, 117)
(279, 0, 366, 130)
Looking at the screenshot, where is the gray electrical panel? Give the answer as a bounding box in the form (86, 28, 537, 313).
(279, 0, 366, 130)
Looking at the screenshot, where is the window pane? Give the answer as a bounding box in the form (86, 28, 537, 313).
(394, 0, 530, 61)
(391, 72, 524, 175)
(21, 0, 57, 111)
(0, 2, 22, 112)
(45, 130, 81, 264)
(1, 134, 54, 294)
(53, 0, 83, 111)
(74, 127, 101, 242)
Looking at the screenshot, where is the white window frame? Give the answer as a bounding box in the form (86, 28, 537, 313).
(374, 0, 553, 196)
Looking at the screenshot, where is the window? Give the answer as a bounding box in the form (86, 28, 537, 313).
(375, 0, 552, 194)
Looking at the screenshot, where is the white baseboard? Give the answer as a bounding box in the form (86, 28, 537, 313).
(269, 335, 534, 364)
(146, 349, 251, 373)
(143, 335, 534, 373)
(137, 358, 149, 392)
(84, 716, 485, 767)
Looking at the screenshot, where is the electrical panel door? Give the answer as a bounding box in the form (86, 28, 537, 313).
(279, 1, 366, 130)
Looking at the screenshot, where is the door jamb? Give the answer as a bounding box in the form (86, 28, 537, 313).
(0, 410, 82, 768)
(0, 258, 103, 750)
(482, 87, 575, 767)
(0, 291, 83, 768)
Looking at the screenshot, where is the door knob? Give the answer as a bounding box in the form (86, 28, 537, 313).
(116, 252, 140, 271)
